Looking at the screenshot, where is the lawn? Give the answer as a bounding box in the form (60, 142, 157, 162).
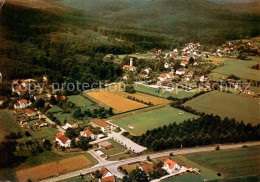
(134, 84, 197, 99)
(212, 57, 260, 81)
(183, 91, 260, 125)
(111, 106, 198, 135)
(0, 110, 21, 141)
(185, 145, 260, 178)
(67, 95, 96, 108)
(62, 174, 98, 182)
(100, 139, 127, 156)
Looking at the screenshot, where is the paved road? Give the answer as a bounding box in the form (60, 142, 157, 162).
(41, 141, 260, 182)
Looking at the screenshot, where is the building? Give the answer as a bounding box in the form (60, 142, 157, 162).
(99, 141, 113, 149)
(180, 61, 188, 67)
(90, 118, 110, 133)
(25, 109, 37, 117)
(56, 133, 71, 148)
(139, 163, 154, 175)
(12, 85, 29, 95)
(35, 119, 48, 128)
(123, 65, 136, 72)
(162, 158, 181, 173)
(158, 74, 167, 81)
(144, 68, 152, 74)
(0, 96, 7, 106)
(99, 167, 115, 182)
(34, 94, 49, 101)
(14, 99, 31, 109)
(80, 129, 95, 140)
(164, 62, 170, 69)
(176, 68, 185, 75)
(63, 120, 79, 130)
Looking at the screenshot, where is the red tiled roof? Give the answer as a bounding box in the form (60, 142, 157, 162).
(91, 118, 109, 128)
(181, 61, 187, 65)
(123, 65, 135, 69)
(184, 165, 192, 169)
(164, 158, 178, 169)
(141, 163, 154, 174)
(25, 109, 35, 115)
(20, 99, 28, 104)
(159, 74, 166, 78)
(56, 133, 69, 144)
(101, 176, 115, 182)
(100, 167, 109, 176)
(83, 129, 92, 136)
(146, 68, 152, 71)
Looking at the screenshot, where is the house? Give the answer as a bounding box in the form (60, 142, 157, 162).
(162, 158, 181, 173)
(12, 85, 29, 95)
(176, 68, 185, 75)
(139, 163, 154, 175)
(188, 71, 194, 77)
(123, 65, 136, 71)
(164, 62, 170, 69)
(99, 167, 115, 182)
(35, 119, 48, 128)
(0, 96, 7, 106)
(34, 94, 49, 101)
(90, 118, 110, 133)
(158, 74, 167, 81)
(14, 99, 31, 109)
(25, 109, 37, 117)
(63, 120, 78, 130)
(180, 61, 188, 67)
(13, 79, 29, 88)
(99, 141, 113, 149)
(241, 88, 252, 95)
(200, 75, 208, 82)
(56, 133, 71, 148)
(166, 72, 174, 79)
(144, 68, 152, 74)
(80, 129, 95, 140)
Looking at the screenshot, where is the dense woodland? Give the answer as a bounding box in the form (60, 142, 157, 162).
(132, 115, 260, 151)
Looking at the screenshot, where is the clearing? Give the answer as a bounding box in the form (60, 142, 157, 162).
(86, 91, 147, 112)
(183, 91, 260, 125)
(111, 106, 198, 136)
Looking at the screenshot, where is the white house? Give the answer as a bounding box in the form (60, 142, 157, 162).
(90, 118, 110, 133)
(176, 68, 185, 75)
(200, 75, 208, 82)
(14, 99, 31, 109)
(99, 167, 115, 182)
(56, 133, 71, 148)
(63, 120, 78, 130)
(162, 158, 181, 174)
(35, 119, 48, 128)
(158, 74, 167, 81)
(123, 65, 136, 72)
(144, 68, 152, 74)
(180, 61, 188, 67)
(166, 72, 174, 79)
(80, 129, 95, 140)
(164, 62, 170, 69)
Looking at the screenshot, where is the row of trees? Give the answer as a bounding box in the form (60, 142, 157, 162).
(132, 114, 260, 151)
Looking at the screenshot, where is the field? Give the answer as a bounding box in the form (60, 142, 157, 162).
(0, 110, 21, 141)
(212, 57, 260, 81)
(185, 145, 260, 179)
(134, 84, 197, 99)
(107, 84, 171, 105)
(62, 174, 98, 182)
(67, 95, 96, 108)
(100, 139, 127, 157)
(16, 155, 93, 182)
(86, 91, 147, 112)
(111, 106, 198, 135)
(183, 91, 260, 125)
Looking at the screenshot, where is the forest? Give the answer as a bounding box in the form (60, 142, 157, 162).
(131, 114, 260, 151)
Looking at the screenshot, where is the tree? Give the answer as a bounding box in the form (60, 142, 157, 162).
(49, 95, 57, 105)
(77, 137, 91, 151)
(123, 169, 149, 182)
(66, 128, 77, 139)
(0, 140, 18, 167)
(35, 98, 45, 109)
(108, 107, 114, 116)
(43, 140, 52, 150)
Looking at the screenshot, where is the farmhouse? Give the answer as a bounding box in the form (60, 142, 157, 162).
(56, 133, 71, 148)
(25, 109, 37, 117)
(63, 120, 78, 130)
(80, 129, 94, 140)
(99, 141, 113, 149)
(90, 118, 111, 133)
(99, 167, 115, 182)
(162, 158, 181, 173)
(123, 65, 136, 71)
(176, 68, 185, 75)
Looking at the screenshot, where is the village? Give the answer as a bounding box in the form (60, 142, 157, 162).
(0, 38, 260, 182)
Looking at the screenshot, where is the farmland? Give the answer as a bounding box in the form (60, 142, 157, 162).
(185, 145, 260, 179)
(112, 106, 198, 136)
(107, 84, 171, 105)
(67, 95, 96, 108)
(183, 91, 260, 125)
(16, 154, 96, 182)
(86, 91, 147, 112)
(133, 84, 197, 99)
(212, 57, 260, 81)
(0, 110, 21, 141)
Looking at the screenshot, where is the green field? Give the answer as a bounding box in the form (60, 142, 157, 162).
(134, 84, 197, 99)
(183, 91, 260, 125)
(0, 110, 21, 141)
(100, 139, 127, 156)
(61, 174, 98, 182)
(185, 145, 260, 178)
(212, 57, 260, 81)
(67, 95, 96, 108)
(112, 106, 198, 135)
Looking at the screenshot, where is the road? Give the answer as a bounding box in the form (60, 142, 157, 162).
(41, 141, 260, 182)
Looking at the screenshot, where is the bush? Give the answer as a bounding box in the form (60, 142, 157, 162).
(215, 145, 220, 150)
